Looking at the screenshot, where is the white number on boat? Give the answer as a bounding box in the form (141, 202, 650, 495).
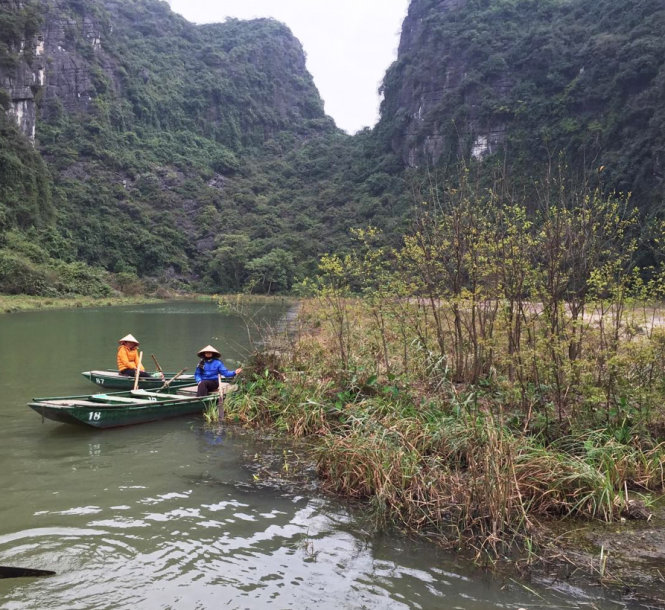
(88, 412, 101, 421)
(96, 379, 103, 384)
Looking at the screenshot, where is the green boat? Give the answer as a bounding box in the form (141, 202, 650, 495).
(28, 384, 236, 429)
(81, 369, 195, 389)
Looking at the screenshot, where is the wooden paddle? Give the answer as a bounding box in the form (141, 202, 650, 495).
(133, 351, 143, 391)
(157, 368, 188, 391)
(0, 565, 56, 579)
(151, 354, 165, 381)
(217, 374, 225, 421)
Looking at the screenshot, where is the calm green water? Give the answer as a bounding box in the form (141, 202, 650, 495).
(0, 301, 637, 609)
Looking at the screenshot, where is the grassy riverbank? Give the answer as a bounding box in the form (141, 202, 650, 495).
(223, 295, 665, 573)
(0, 294, 167, 313)
(0, 292, 232, 313)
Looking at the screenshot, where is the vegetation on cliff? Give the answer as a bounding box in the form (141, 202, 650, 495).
(378, 0, 665, 211)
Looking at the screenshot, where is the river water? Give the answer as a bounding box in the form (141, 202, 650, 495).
(0, 301, 643, 609)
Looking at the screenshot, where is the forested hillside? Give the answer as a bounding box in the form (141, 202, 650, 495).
(1, 0, 664, 296)
(0, 0, 405, 295)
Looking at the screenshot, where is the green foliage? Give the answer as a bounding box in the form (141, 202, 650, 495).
(246, 248, 295, 294)
(111, 271, 142, 295)
(52, 261, 111, 296)
(0, 249, 49, 295)
(0, 0, 42, 67)
(0, 230, 111, 296)
(0, 242, 111, 296)
(0, 113, 53, 233)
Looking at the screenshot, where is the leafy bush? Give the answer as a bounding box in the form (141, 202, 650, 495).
(52, 262, 111, 296)
(0, 250, 49, 295)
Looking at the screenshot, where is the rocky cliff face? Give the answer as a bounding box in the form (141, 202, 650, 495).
(379, 0, 665, 208)
(38, 1, 110, 119)
(378, 0, 510, 168)
(3, 49, 40, 142)
(1, 0, 127, 141)
(1, 0, 327, 145)
(0, 0, 45, 141)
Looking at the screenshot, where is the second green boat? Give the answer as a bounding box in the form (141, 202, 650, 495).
(81, 369, 195, 390)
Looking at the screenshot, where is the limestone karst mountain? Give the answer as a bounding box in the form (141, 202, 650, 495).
(1, 0, 664, 295)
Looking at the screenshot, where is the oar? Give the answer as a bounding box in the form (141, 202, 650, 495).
(151, 354, 166, 381)
(217, 374, 225, 421)
(133, 351, 143, 391)
(0, 565, 56, 579)
(157, 368, 188, 391)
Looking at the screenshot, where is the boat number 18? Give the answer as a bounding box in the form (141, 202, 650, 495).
(89, 412, 102, 421)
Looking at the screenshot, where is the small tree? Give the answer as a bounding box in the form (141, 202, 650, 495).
(246, 248, 295, 294)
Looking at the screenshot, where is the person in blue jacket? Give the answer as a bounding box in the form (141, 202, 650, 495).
(195, 344, 242, 397)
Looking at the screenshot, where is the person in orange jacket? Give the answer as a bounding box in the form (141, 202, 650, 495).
(117, 334, 150, 377)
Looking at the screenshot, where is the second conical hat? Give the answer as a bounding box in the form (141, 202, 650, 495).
(197, 344, 220, 358)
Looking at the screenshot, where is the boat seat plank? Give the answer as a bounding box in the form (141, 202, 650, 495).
(90, 394, 145, 404)
(175, 385, 198, 395)
(174, 384, 237, 397)
(44, 399, 111, 407)
(130, 390, 188, 400)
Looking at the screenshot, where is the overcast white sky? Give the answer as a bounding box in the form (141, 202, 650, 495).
(166, 0, 410, 134)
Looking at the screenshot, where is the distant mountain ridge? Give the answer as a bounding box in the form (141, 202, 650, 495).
(1, 0, 664, 296)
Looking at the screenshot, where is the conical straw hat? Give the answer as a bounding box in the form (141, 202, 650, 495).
(197, 344, 220, 358)
(118, 333, 139, 345)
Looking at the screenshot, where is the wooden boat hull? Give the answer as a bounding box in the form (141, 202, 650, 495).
(28, 385, 235, 429)
(81, 370, 195, 390)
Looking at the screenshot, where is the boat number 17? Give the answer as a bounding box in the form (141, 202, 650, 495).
(89, 412, 102, 421)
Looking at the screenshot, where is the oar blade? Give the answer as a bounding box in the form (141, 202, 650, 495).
(0, 565, 56, 579)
